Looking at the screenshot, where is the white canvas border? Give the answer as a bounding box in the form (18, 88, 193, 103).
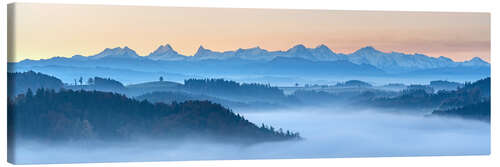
(0, 0, 497, 167)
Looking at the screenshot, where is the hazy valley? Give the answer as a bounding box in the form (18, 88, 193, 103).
(7, 44, 491, 164)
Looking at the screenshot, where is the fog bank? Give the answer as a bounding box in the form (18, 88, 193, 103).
(10, 107, 490, 164)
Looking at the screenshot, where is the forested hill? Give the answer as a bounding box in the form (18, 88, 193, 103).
(136, 91, 250, 109)
(7, 71, 63, 97)
(183, 78, 299, 104)
(461, 77, 490, 97)
(65, 77, 126, 92)
(8, 89, 300, 144)
(432, 100, 490, 122)
(184, 78, 284, 98)
(365, 77, 490, 110)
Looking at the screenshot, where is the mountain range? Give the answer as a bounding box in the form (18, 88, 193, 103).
(9, 44, 490, 85)
(18, 44, 489, 71)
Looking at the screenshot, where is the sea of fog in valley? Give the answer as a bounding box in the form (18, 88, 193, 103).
(10, 106, 490, 164)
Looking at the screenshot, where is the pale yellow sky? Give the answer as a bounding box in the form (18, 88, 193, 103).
(8, 3, 490, 62)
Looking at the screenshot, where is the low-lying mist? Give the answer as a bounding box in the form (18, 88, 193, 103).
(10, 107, 490, 164)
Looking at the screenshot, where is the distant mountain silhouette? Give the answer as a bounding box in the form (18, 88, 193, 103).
(89, 46, 141, 59)
(13, 44, 489, 73)
(147, 44, 185, 61)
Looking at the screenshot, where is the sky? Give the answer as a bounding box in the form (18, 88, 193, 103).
(8, 3, 490, 62)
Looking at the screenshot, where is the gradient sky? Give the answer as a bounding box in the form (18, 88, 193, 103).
(8, 3, 490, 62)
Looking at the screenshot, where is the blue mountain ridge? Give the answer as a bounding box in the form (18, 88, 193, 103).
(16, 44, 489, 71)
(9, 44, 490, 85)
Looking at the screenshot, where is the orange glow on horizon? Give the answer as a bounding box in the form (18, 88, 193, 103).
(8, 3, 490, 62)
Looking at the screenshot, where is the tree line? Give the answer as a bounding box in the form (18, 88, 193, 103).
(183, 78, 286, 99)
(8, 88, 300, 143)
(7, 71, 64, 97)
(432, 100, 490, 122)
(365, 77, 490, 121)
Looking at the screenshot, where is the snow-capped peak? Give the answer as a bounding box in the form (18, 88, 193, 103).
(353, 46, 382, 55)
(307, 44, 341, 61)
(194, 45, 213, 57)
(315, 44, 329, 50)
(90, 46, 140, 59)
(462, 57, 490, 67)
(289, 44, 308, 51)
(156, 44, 174, 52)
(71, 54, 87, 60)
(147, 44, 186, 61)
(285, 44, 314, 60)
(471, 57, 486, 62)
(233, 46, 276, 60)
(236, 46, 263, 52)
(150, 44, 177, 55)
